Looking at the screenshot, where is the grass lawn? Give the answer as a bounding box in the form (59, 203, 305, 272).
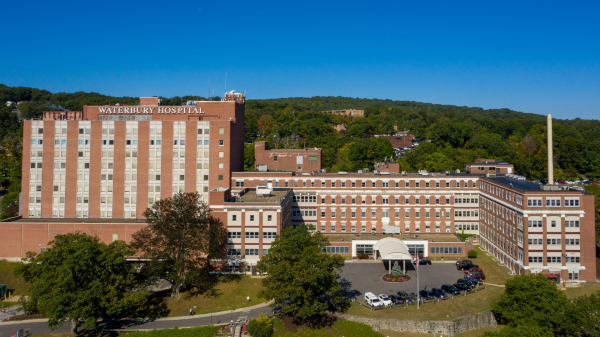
(166, 275, 266, 316)
(347, 247, 513, 320)
(272, 318, 384, 337)
(0, 301, 19, 308)
(0, 261, 30, 296)
(31, 334, 72, 337)
(564, 284, 600, 299)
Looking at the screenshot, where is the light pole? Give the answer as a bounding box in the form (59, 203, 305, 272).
(415, 256, 420, 309)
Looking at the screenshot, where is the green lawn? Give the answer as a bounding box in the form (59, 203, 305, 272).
(166, 275, 267, 316)
(347, 247, 512, 320)
(564, 284, 600, 299)
(124, 326, 219, 336)
(272, 318, 384, 337)
(0, 261, 30, 296)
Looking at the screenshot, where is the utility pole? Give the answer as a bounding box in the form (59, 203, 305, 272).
(416, 256, 420, 309)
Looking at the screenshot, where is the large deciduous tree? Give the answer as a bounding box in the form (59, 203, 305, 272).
(15, 233, 156, 334)
(130, 192, 227, 299)
(257, 223, 349, 319)
(493, 274, 580, 336)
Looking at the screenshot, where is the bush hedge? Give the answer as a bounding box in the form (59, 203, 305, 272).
(248, 313, 273, 337)
(467, 250, 478, 258)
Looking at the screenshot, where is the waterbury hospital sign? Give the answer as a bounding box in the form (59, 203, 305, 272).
(98, 106, 204, 114)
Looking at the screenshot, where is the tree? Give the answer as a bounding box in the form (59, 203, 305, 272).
(15, 233, 156, 334)
(244, 143, 255, 171)
(130, 192, 227, 299)
(391, 261, 403, 276)
(257, 224, 349, 319)
(493, 274, 579, 335)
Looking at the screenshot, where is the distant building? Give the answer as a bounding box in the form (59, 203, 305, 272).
(374, 161, 399, 174)
(466, 159, 514, 174)
(43, 111, 85, 121)
(254, 141, 322, 172)
(322, 109, 364, 117)
(375, 131, 415, 149)
(5, 101, 15, 107)
(334, 124, 346, 133)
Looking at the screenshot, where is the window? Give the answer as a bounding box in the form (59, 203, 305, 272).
(218, 175, 223, 181)
(547, 256, 561, 263)
(219, 140, 224, 146)
(527, 199, 543, 207)
(249, 215, 255, 222)
(323, 246, 349, 254)
(528, 220, 543, 228)
(267, 215, 272, 221)
(528, 238, 543, 245)
(236, 181, 244, 187)
(547, 238, 561, 245)
(566, 220, 580, 228)
(245, 249, 259, 256)
(546, 199, 561, 207)
(356, 244, 373, 254)
(565, 199, 580, 207)
(245, 232, 259, 239)
(219, 128, 225, 135)
(529, 256, 543, 263)
(430, 246, 462, 254)
(566, 256, 580, 263)
(263, 232, 277, 239)
(566, 239, 580, 245)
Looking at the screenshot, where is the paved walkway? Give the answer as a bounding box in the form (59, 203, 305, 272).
(0, 301, 273, 336)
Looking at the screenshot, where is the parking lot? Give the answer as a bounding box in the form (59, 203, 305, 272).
(339, 261, 465, 300)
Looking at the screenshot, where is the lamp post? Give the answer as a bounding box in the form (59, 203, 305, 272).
(415, 256, 420, 309)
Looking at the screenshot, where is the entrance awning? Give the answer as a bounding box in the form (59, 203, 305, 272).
(373, 237, 412, 260)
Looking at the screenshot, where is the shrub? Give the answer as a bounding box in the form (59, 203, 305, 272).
(248, 313, 273, 337)
(468, 250, 478, 258)
(357, 252, 369, 260)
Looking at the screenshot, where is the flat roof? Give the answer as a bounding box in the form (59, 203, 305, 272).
(232, 189, 290, 203)
(6, 218, 147, 224)
(324, 233, 464, 243)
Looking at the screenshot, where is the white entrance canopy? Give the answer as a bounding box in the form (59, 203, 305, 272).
(373, 237, 412, 261)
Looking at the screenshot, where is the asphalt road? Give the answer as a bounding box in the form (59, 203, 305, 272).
(339, 261, 465, 298)
(0, 305, 275, 337)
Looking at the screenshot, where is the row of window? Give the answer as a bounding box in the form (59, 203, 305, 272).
(227, 232, 277, 239)
(315, 210, 451, 219)
(430, 246, 463, 254)
(528, 220, 580, 228)
(528, 238, 579, 245)
(528, 256, 579, 263)
(322, 246, 350, 254)
(260, 180, 477, 189)
(231, 214, 274, 222)
(527, 199, 580, 207)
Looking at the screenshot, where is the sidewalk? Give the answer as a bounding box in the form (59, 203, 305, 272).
(0, 300, 273, 325)
(0, 303, 22, 323)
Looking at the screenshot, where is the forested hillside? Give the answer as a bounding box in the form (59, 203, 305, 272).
(1, 84, 600, 219)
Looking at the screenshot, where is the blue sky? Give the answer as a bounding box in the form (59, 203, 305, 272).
(2, 0, 599, 119)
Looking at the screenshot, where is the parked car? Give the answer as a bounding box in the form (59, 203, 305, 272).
(441, 284, 461, 295)
(456, 279, 477, 289)
(456, 260, 472, 266)
(453, 283, 470, 292)
(397, 291, 413, 304)
(365, 292, 384, 307)
(418, 258, 432, 265)
(457, 263, 478, 270)
(431, 288, 448, 299)
(410, 292, 420, 301)
(419, 290, 436, 301)
(378, 294, 393, 306)
(465, 268, 484, 274)
(468, 273, 486, 281)
(388, 294, 402, 304)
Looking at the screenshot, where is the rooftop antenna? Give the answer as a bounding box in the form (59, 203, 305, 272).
(207, 78, 211, 101)
(225, 72, 227, 95)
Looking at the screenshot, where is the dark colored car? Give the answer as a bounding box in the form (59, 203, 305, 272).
(456, 259, 472, 266)
(441, 284, 461, 295)
(431, 288, 448, 299)
(468, 273, 486, 281)
(388, 294, 402, 304)
(419, 290, 436, 301)
(419, 258, 432, 265)
(465, 268, 484, 274)
(456, 279, 477, 289)
(410, 292, 420, 301)
(397, 291, 413, 304)
(453, 283, 470, 292)
(457, 263, 475, 270)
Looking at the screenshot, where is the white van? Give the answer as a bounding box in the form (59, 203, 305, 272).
(365, 292, 384, 307)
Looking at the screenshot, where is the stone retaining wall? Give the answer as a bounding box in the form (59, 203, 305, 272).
(333, 310, 497, 337)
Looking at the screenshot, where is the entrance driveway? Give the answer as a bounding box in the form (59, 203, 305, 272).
(338, 262, 464, 299)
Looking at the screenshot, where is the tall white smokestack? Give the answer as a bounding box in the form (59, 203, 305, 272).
(547, 114, 554, 185)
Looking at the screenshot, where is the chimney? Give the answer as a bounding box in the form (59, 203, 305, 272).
(547, 114, 554, 185)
